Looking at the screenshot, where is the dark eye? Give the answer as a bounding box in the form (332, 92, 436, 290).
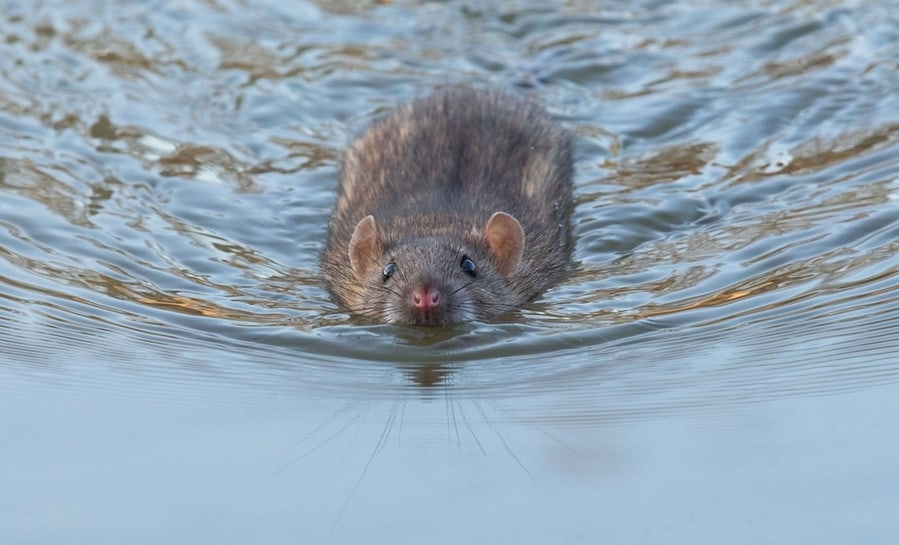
(460, 256, 477, 277)
(382, 261, 397, 281)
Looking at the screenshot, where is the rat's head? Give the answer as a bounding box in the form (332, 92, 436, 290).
(344, 212, 524, 325)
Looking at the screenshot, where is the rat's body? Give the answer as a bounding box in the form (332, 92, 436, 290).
(321, 88, 574, 325)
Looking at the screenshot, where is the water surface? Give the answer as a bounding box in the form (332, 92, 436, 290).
(2, 1, 898, 543)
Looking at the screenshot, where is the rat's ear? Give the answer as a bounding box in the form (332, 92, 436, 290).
(483, 212, 524, 276)
(348, 215, 381, 280)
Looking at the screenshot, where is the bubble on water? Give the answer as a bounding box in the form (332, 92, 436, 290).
(760, 148, 794, 174)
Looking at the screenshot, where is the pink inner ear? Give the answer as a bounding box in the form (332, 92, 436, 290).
(484, 212, 524, 276)
(348, 215, 381, 279)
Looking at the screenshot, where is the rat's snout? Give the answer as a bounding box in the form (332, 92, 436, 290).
(411, 284, 441, 311)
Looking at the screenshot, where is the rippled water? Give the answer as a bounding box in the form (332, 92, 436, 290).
(2, 0, 898, 543)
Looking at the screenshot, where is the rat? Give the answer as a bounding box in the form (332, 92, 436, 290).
(320, 88, 574, 325)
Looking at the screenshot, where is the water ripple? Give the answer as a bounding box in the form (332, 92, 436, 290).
(1, 0, 897, 418)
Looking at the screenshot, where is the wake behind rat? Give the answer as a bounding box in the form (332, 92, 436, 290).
(321, 88, 574, 325)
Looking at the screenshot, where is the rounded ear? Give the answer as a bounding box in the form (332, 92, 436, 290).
(348, 215, 381, 280)
(483, 212, 524, 276)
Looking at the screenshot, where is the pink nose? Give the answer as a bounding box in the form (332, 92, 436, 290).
(411, 286, 440, 310)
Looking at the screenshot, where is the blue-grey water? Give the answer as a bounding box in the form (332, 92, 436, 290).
(2, 1, 898, 543)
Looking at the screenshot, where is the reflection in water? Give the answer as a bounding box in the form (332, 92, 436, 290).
(2, 1, 899, 542)
(402, 363, 454, 388)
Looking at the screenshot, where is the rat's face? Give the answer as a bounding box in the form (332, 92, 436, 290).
(342, 213, 525, 325)
(353, 237, 514, 325)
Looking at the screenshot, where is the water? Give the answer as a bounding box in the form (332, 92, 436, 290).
(2, 0, 898, 543)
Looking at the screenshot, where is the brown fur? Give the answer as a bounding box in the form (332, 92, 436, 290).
(320, 88, 574, 325)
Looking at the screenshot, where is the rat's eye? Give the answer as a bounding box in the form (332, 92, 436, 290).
(460, 256, 477, 277)
(382, 261, 397, 281)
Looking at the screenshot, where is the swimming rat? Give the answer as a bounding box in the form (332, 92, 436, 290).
(320, 88, 574, 325)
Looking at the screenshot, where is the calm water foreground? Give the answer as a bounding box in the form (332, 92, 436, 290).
(2, 0, 898, 543)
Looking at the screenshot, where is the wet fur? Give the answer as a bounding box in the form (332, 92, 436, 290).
(321, 88, 574, 324)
